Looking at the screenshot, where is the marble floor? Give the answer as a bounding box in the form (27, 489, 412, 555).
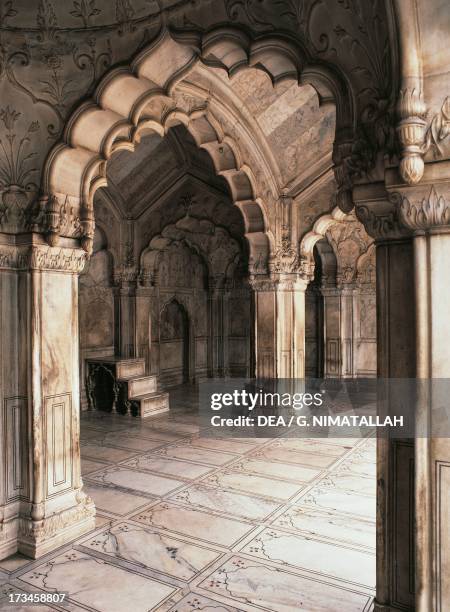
(0, 386, 376, 612)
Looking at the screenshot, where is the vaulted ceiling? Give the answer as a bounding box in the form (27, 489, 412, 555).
(102, 65, 336, 221)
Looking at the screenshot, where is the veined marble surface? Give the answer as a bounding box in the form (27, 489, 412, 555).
(273, 505, 376, 549)
(121, 455, 214, 479)
(200, 470, 304, 501)
(19, 549, 177, 612)
(238, 528, 375, 589)
(80, 522, 223, 580)
(154, 444, 238, 466)
(248, 446, 339, 468)
(169, 484, 281, 520)
(197, 556, 373, 612)
(133, 501, 255, 546)
(86, 465, 185, 497)
(2, 392, 376, 612)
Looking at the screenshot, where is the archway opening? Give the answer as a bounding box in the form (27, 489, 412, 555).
(79, 121, 254, 415)
(160, 299, 190, 386)
(301, 208, 377, 380)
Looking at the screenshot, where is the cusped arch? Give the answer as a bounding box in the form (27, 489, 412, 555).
(139, 217, 242, 285)
(300, 206, 375, 285)
(44, 27, 355, 274)
(314, 239, 338, 286)
(300, 206, 348, 257)
(356, 242, 376, 286)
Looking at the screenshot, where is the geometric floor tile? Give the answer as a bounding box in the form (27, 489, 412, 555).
(200, 470, 304, 501)
(272, 505, 376, 548)
(86, 465, 185, 497)
(166, 592, 240, 611)
(79, 522, 223, 580)
(121, 455, 214, 479)
(83, 482, 153, 516)
(132, 501, 256, 547)
(169, 484, 281, 521)
(18, 549, 177, 612)
(198, 556, 373, 612)
(239, 528, 376, 590)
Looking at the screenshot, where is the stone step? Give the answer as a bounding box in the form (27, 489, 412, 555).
(88, 356, 146, 380)
(126, 375, 158, 398)
(132, 392, 170, 418)
(116, 359, 146, 380)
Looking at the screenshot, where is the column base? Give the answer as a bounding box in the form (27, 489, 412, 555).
(0, 515, 20, 561)
(18, 491, 95, 559)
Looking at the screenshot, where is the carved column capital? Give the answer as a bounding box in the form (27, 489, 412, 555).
(208, 273, 226, 293)
(354, 163, 450, 241)
(113, 267, 139, 289)
(249, 272, 310, 293)
(353, 182, 410, 242)
(386, 161, 450, 235)
(0, 239, 87, 273)
(0, 191, 86, 243)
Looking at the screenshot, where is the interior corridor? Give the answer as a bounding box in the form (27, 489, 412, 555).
(0, 386, 376, 612)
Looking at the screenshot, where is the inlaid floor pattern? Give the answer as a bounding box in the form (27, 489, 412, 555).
(0, 387, 376, 612)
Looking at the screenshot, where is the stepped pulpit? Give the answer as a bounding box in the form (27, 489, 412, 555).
(85, 356, 169, 417)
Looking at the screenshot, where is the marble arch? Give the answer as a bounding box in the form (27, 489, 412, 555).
(301, 206, 376, 378)
(300, 205, 348, 267)
(43, 27, 353, 271)
(139, 218, 241, 283)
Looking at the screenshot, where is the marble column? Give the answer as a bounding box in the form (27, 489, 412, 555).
(113, 274, 137, 358)
(321, 286, 342, 378)
(352, 284, 377, 378)
(339, 284, 355, 378)
(354, 161, 450, 612)
(251, 274, 309, 379)
(207, 275, 228, 378)
(135, 283, 154, 374)
(0, 237, 95, 561)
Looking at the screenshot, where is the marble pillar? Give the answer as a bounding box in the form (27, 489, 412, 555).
(207, 276, 229, 378)
(135, 284, 154, 374)
(0, 237, 95, 561)
(321, 286, 342, 378)
(251, 274, 309, 379)
(114, 277, 137, 359)
(339, 285, 355, 378)
(354, 161, 450, 612)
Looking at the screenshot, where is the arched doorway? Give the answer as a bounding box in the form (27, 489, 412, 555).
(159, 299, 190, 387)
(305, 243, 325, 378)
(301, 210, 376, 380)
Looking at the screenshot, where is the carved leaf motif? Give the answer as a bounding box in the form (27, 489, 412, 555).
(36, 0, 58, 40)
(116, 0, 136, 35)
(423, 97, 450, 158)
(0, 1, 17, 27)
(70, 0, 101, 27)
(0, 107, 40, 193)
(438, 97, 450, 140)
(396, 186, 450, 231)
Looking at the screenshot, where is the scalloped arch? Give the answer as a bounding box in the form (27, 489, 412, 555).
(300, 206, 349, 257)
(44, 27, 354, 273)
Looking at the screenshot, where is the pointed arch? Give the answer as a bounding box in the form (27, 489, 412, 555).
(43, 27, 354, 274)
